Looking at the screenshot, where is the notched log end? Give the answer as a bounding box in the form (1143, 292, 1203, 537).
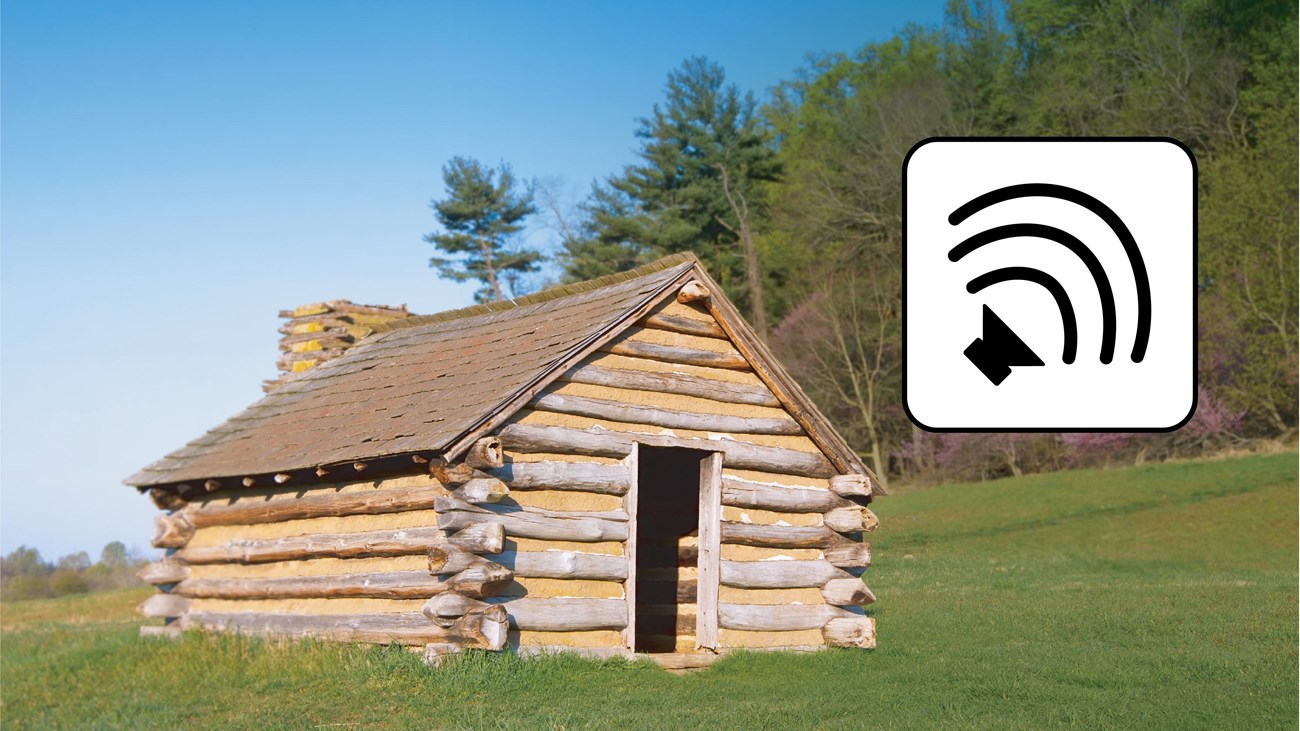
(829, 474, 872, 500)
(452, 477, 510, 505)
(821, 577, 876, 606)
(823, 616, 876, 649)
(450, 522, 505, 554)
(465, 437, 504, 470)
(137, 592, 192, 619)
(150, 512, 196, 549)
(677, 279, 711, 304)
(148, 488, 187, 512)
(431, 459, 474, 487)
(823, 506, 867, 534)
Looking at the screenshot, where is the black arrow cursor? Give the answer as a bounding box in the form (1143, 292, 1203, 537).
(964, 305, 1044, 386)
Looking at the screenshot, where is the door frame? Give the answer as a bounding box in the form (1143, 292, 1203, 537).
(623, 444, 722, 653)
(622, 443, 639, 652)
(695, 451, 723, 650)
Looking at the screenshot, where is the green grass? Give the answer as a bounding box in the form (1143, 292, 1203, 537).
(3, 453, 1296, 729)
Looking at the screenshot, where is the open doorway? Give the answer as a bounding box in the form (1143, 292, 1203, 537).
(633, 446, 719, 653)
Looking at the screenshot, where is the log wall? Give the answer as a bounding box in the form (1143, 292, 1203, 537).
(491, 297, 876, 653)
(138, 295, 875, 654)
(140, 473, 456, 627)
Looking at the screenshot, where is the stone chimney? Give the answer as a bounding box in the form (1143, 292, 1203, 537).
(264, 300, 412, 392)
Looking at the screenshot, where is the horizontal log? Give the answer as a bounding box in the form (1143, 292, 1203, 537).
(497, 424, 836, 479)
(434, 495, 627, 521)
(564, 363, 780, 408)
(435, 496, 629, 543)
(174, 565, 512, 600)
(277, 319, 353, 337)
(184, 486, 444, 529)
(862, 508, 879, 533)
(531, 392, 803, 436)
(720, 559, 849, 589)
(601, 340, 748, 370)
(496, 550, 627, 581)
(722, 476, 850, 513)
(437, 512, 628, 543)
(489, 461, 630, 496)
(429, 547, 623, 590)
(181, 610, 506, 649)
(175, 571, 439, 600)
(718, 602, 855, 632)
(823, 616, 876, 649)
(820, 577, 876, 606)
(822, 540, 872, 568)
(720, 521, 838, 549)
(137, 559, 191, 585)
(177, 527, 448, 565)
(638, 312, 727, 339)
(275, 330, 349, 351)
(494, 598, 628, 631)
(137, 593, 191, 618)
(151, 512, 195, 549)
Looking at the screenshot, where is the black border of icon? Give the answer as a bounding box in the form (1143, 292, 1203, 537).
(901, 137, 1199, 433)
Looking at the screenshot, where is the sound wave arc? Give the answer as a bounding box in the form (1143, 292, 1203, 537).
(948, 183, 1150, 363)
(948, 223, 1117, 364)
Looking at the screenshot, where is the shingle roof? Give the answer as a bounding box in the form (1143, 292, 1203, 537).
(125, 255, 700, 487)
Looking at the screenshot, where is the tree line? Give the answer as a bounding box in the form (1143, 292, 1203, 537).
(1, 543, 149, 601)
(424, 0, 1297, 485)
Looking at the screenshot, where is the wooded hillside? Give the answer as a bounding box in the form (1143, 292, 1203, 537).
(508, 0, 1295, 485)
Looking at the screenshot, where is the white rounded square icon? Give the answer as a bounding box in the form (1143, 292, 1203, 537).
(903, 139, 1196, 431)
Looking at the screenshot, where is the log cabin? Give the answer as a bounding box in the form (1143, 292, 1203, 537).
(126, 253, 882, 667)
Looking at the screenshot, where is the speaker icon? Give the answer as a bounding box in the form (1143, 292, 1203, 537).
(903, 139, 1195, 432)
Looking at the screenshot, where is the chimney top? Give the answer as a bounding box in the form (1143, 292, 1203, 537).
(264, 300, 412, 392)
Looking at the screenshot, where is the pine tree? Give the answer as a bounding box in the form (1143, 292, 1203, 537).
(425, 156, 542, 303)
(564, 58, 780, 334)
(556, 181, 662, 282)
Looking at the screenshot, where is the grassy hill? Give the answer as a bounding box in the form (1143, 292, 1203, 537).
(2, 453, 1296, 729)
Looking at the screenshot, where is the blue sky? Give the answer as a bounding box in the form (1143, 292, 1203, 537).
(1, 1, 945, 560)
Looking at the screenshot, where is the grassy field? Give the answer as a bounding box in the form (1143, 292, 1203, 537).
(2, 453, 1296, 729)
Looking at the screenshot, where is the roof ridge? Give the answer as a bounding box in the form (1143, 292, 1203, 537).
(371, 252, 700, 334)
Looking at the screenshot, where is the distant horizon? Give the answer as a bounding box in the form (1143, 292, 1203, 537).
(1, 1, 945, 559)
